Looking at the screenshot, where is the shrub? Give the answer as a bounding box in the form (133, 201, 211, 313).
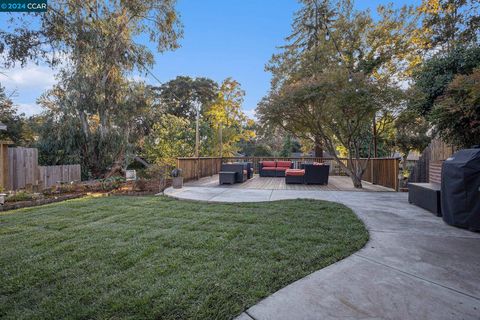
(133, 179, 147, 191)
(56, 183, 76, 194)
(6, 191, 34, 202)
(431, 68, 480, 148)
(99, 176, 126, 191)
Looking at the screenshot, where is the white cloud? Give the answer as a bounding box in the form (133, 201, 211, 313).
(0, 64, 56, 90)
(17, 103, 43, 117)
(128, 74, 148, 83)
(244, 108, 257, 120)
(0, 62, 56, 116)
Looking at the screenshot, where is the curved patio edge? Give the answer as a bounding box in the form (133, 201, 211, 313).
(163, 186, 480, 320)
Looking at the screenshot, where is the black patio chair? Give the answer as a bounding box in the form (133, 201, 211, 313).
(221, 163, 247, 183)
(301, 164, 330, 185)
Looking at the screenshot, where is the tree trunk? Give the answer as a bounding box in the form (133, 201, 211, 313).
(400, 154, 408, 188)
(314, 136, 323, 157)
(402, 154, 408, 173)
(333, 156, 364, 189)
(350, 174, 363, 188)
(372, 115, 378, 158)
(105, 148, 125, 178)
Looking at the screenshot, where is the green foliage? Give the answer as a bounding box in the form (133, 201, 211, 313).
(394, 109, 431, 158)
(99, 177, 126, 191)
(0, 0, 183, 68)
(430, 68, 480, 148)
(0, 85, 32, 145)
(1, 1, 182, 178)
(0, 196, 368, 319)
(280, 134, 301, 157)
(258, 0, 417, 187)
(144, 114, 195, 167)
(239, 141, 274, 157)
(6, 191, 34, 202)
(205, 78, 255, 156)
(413, 46, 480, 115)
(34, 79, 156, 179)
(418, 0, 479, 50)
(151, 76, 218, 121)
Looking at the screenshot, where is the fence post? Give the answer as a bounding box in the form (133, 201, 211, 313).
(395, 158, 400, 191)
(370, 159, 374, 185)
(196, 157, 199, 180)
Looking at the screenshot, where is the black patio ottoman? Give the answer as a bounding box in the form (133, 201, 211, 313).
(219, 171, 236, 185)
(408, 183, 442, 216)
(285, 169, 305, 184)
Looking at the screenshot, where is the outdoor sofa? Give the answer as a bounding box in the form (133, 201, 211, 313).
(259, 160, 293, 177)
(219, 163, 251, 184)
(285, 163, 330, 185)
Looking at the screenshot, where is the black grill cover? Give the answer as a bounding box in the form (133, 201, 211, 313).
(441, 148, 480, 231)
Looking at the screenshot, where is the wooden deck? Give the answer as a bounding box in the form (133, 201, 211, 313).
(185, 175, 394, 192)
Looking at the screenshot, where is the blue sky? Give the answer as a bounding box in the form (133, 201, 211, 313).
(0, 0, 420, 117)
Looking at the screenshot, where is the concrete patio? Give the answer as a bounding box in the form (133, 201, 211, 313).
(164, 186, 480, 320)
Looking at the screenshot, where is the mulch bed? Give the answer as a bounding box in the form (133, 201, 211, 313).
(0, 193, 85, 212)
(1, 179, 172, 212)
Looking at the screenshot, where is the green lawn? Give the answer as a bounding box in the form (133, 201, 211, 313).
(0, 196, 368, 320)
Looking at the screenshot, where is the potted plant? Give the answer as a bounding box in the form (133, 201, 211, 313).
(171, 168, 183, 189)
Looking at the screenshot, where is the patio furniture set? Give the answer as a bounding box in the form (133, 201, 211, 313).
(219, 160, 329, 185)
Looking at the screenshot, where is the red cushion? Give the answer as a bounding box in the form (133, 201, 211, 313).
(276, 161, 292, 168)
(275, 167, 287, 171)
(262, 166, 276, 171)
(286, 169, 305, 176)
(262, 161, 275, 167)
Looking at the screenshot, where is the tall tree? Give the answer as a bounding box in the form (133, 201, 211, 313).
(430, 68, 480, 148)
(0, 0, 182, 68)
(1, 0, 183, 177)
(413, 46, 480, 115)
(205, 78, 254, 157)
(258, 0, 414, 188)
(394, 108, 431, 173)
(259, 69, 401, 188)
(418, 0, 479, 50)
(143, 113, 195, 167)
(151, 76, 218, 121)
(36, 81, 154, 178)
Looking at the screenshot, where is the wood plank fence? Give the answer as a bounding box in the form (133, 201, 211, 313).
(8, 147, 39, 190)
(177, 157, 222, 181)
(409, 138, 455, 184)
(6, 147, 81, 191)
(38, 165, 82, 189)
(177, 156, 400, 190)
(362, 158, 400, 190)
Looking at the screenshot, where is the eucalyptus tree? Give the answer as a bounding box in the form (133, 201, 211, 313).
(1, 0, 183, 177)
